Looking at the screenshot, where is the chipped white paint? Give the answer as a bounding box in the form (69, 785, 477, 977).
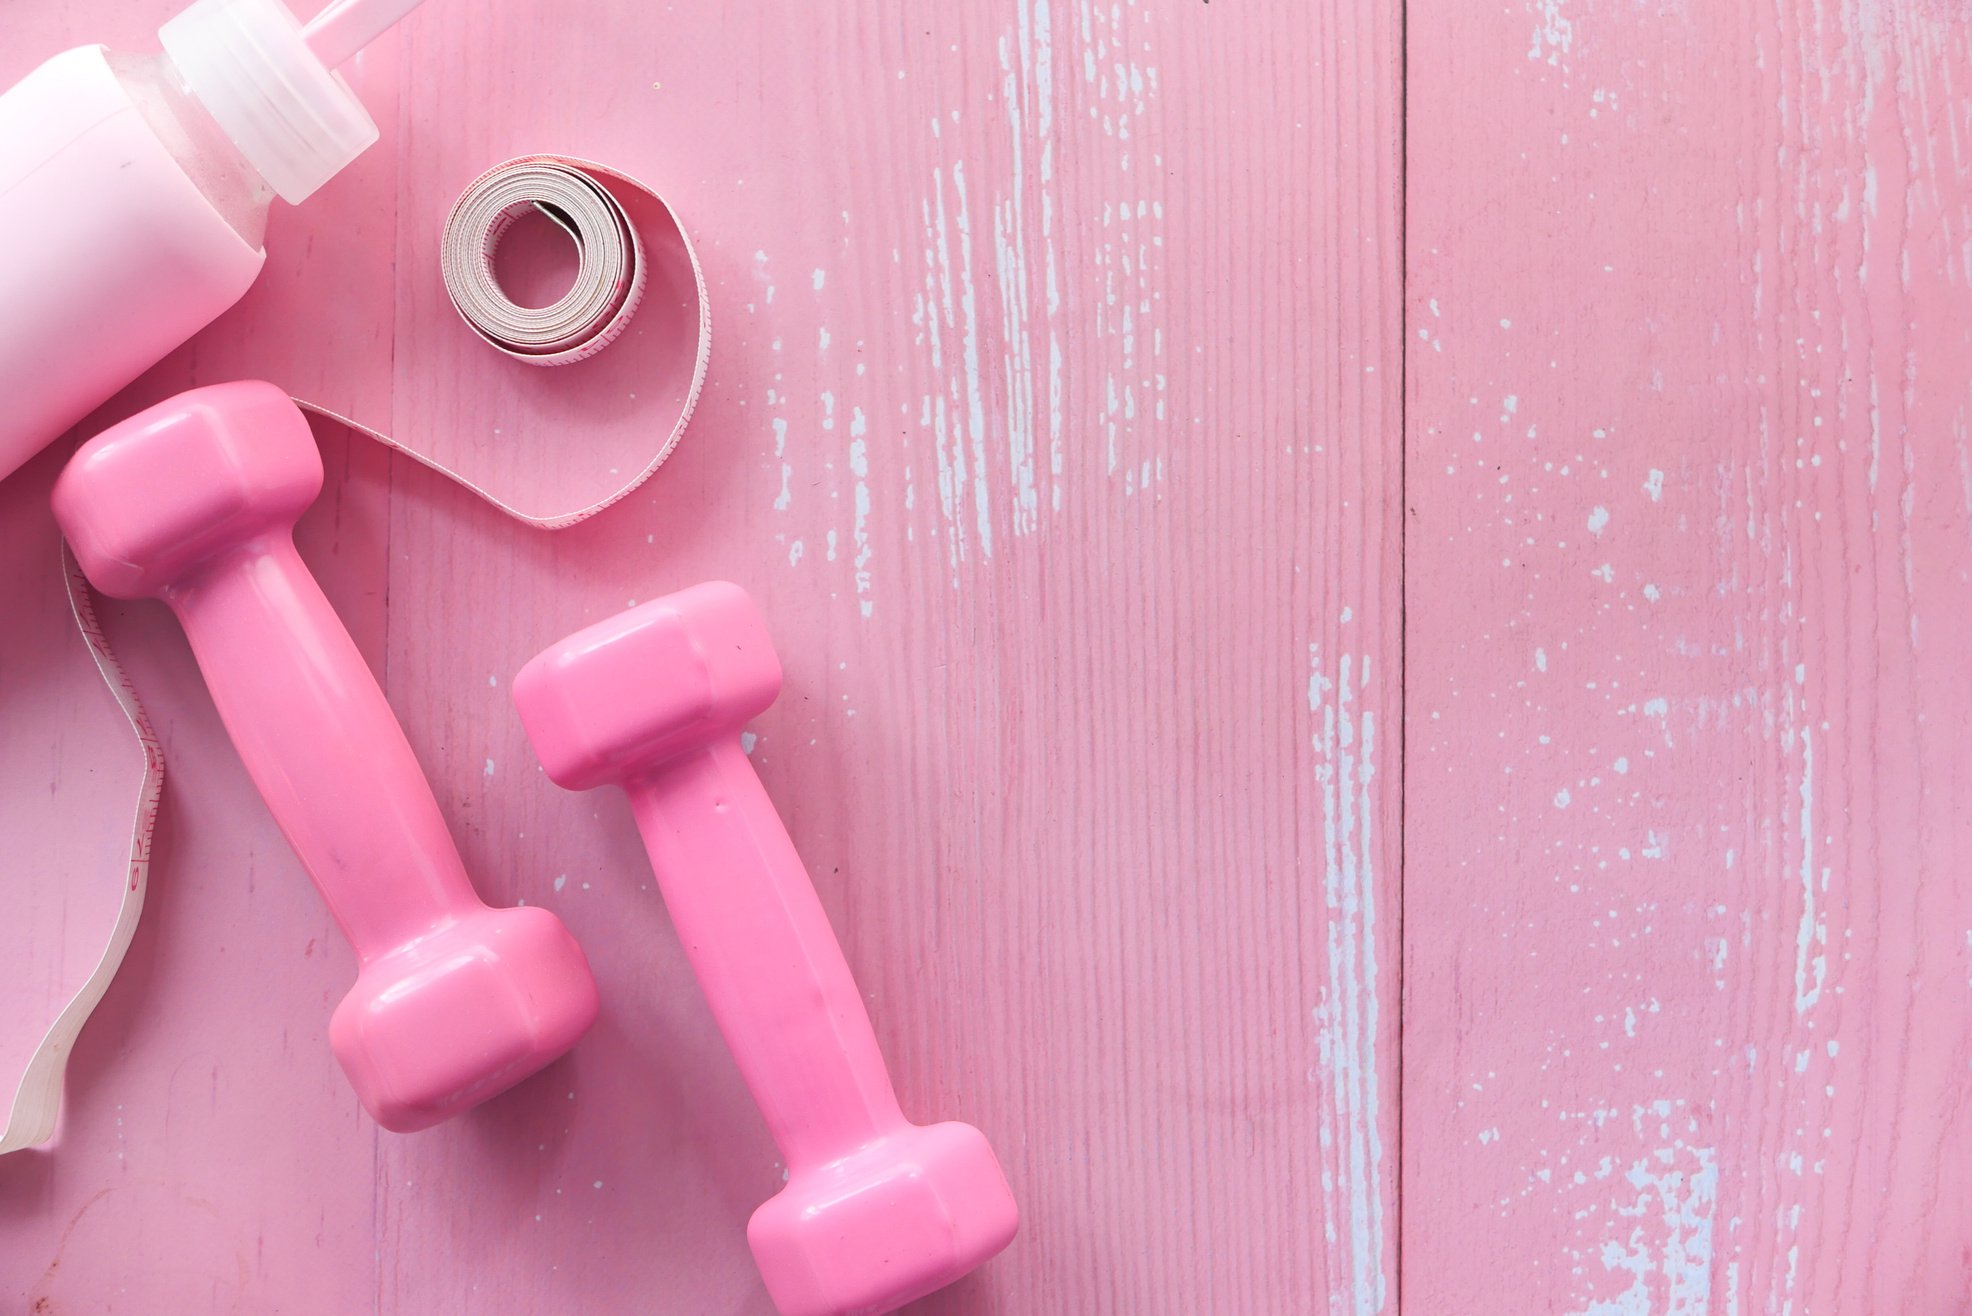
(1566, 1132, 1717, 1315)
(772, 420, 792, 513)
(991, 0, 1061, 534)
(916, 160, 973, 577)
(1309, 645, 1387, 1315)
(914, 152, 994, 571)
(950, 161, 993, 561)
(1791, 724, 1825, 1015)
(911, 0, 1167, 563)
(1528, 0, 1574, 69)
(849, 407, 873, 617)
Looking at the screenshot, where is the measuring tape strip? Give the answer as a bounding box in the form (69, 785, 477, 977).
(0, 548, 165, 1155)
(3, 154, 709, 1152)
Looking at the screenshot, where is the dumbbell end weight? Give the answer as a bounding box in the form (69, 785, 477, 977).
(55, 381, 599, 1130)
(750, 1119, 1018, 1316)
(55, 380, 321, 599)
(332, 904, 599, 1131)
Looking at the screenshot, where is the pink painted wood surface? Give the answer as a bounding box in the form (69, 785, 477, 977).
(1403, 1, 1972, 1312)
(26, 0, 1968, 1309)
(1, 2, 1402, 1313)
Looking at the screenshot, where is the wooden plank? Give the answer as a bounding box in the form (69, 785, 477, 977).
(1402, 1, 1972, 1309)
(376, 1, 1404, 1311)
(0, 0, 1405, 1311)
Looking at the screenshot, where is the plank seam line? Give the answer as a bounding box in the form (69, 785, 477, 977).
(1393, 0, 1409, 1308)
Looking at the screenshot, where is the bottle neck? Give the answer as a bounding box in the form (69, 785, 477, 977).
(106, 48, 273, 250)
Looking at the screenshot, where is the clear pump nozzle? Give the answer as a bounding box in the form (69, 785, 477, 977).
(301, 0, 429, 70)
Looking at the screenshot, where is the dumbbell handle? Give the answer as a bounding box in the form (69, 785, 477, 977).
(170, 533, 482, 957)
(626, 737, 908, 1171)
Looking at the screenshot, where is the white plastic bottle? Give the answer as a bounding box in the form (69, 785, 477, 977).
(0, 0, 426, 483)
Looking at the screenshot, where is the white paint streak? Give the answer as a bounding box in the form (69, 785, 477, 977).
(921, 166, 973, 579)
(1792, 726, 1826, 1013)
(849, 407, 873, 618)
(1309, 646, 1387, 1314)
(1078, 0, 1166, 485)
(991, 0, 1061, 535)
(951, 161, 994, 558)
(773, 417, 792, 511)
(910, 0, 1166, 563)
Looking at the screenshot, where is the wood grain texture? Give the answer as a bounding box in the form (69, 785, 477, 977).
(1403, 0, 1972, 1311)
(0, 1, 1403, 1312)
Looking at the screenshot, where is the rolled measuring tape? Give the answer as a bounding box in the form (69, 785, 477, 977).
(5, 153, 707, 1153)
(441, 156, 648, 365)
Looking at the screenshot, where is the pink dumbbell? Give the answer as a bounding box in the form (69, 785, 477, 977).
(53, 381, 599, 1131)
(514, 582, 1017, 1316)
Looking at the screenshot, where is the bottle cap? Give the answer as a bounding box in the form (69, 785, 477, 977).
(160, 0, 379, 205)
